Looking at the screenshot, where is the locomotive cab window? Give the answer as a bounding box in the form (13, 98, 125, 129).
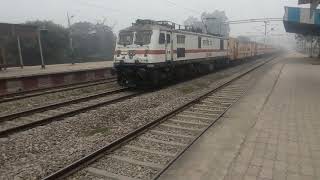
(159, 33, 165, 44)
(135, 30, 152, 45)
(118, 31, 134, 45)
(198, 37, 202, 48)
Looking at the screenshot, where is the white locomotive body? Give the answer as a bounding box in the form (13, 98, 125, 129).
(114, 19, 273, 87)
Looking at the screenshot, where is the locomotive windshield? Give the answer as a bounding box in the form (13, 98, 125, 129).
(118, 31, 134, 45)
(134, 30, 152, 45)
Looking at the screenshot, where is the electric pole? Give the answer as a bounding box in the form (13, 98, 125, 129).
(67, 13, 75, 64)
(264, 21, 268, 45)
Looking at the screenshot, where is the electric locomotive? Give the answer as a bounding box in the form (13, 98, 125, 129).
(113, 19, 273, 87)
(113, 19, 229, 87)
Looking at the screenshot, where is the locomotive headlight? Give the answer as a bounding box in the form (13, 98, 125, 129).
(129, 50, 136, 56)
(129, 50, 136, 59)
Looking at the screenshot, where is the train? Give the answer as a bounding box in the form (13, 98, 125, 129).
(113, 19, 275, 87)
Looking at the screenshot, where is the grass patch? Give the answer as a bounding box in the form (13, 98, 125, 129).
(178, 85, 196, 94)
(84, 127, 111, 136)
(194, 81, 209, 88)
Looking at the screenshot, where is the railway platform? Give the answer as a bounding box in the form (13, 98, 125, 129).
(0, 61, 114, 96)
(159, 52, 320, 180)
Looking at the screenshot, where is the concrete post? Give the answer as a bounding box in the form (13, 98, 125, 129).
(1, 48, 7, 70)
(38, 30, 45, 69)
(67, 13, 75, 65)
(17, 36, 24, 68)
(0, 48, 2, 71)
(317, 38, 320, 58)
(310, 37, 313, 58)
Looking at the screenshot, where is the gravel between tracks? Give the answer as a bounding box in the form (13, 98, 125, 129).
(0, 82, 120, 116)
(0, 59, 264, 179)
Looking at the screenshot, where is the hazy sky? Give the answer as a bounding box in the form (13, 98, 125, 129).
(0, 0, 306, 37)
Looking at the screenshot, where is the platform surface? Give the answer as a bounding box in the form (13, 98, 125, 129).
(159, 52, 320, 180)
(0, 61, 113, 80)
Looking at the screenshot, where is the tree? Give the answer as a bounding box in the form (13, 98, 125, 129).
(184, 10, 230, 37)
(184, 16, 204, 32)
(237, 36, 251, 42)
(4, 20, 69, 66)
(71, 22, 95, 57)
(3, 19, 116, 66)
(71, 21, 116, 61)
(24, 20, 69, 65)
(201, 11, 230, 37)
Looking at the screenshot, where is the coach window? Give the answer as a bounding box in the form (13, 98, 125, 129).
(177, 48, 185, 58)
(166, 34, 171, 44)
(203, 40, 209, 46)
(177, 35, 185, 44)
(159, 33, 165, 44)
(198, 37, 202, 48)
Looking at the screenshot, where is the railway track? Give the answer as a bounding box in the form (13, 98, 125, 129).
(0, 87, 143, 137)
(0, 78, 117, 104)
(42, 55, 277, 180)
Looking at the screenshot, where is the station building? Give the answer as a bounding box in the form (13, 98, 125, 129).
(283, 0, 320, 57)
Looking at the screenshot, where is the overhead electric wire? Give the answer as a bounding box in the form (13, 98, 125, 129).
(75, 0, 125, 14)
(164, 0, 202, 15)
(226, 18, 283, 24)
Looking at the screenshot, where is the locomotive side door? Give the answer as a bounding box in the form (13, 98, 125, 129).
(165, 31, 173, 61)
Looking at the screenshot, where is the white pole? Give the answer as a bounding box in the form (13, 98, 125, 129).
(38, 30, 45, 69)
(1, 48, 6, 70)
(17, 36, 24, 68)
(67, 13, 75, 64)
(264, 21, 267, 45)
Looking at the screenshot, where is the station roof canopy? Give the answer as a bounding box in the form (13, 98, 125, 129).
(283, 6, 320, 36)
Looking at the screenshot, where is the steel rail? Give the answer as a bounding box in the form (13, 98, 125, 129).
(0, 78, 117, 104)
(151, 57, 278, 179)
(42, 55, 277, 180)
(0, 87, 128, 122)
(0, 91, 143, 137)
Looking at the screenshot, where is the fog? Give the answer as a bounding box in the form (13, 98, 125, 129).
(0, 0, 306, 47)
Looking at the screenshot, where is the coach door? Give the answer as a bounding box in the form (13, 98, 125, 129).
(165, 32, 173, 61)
